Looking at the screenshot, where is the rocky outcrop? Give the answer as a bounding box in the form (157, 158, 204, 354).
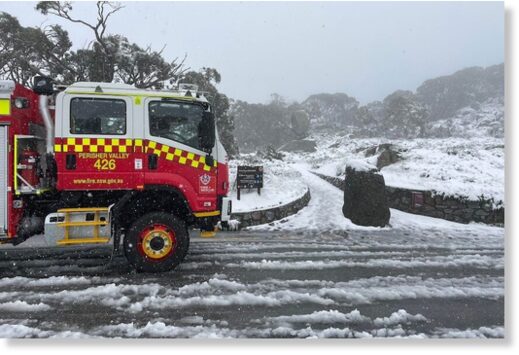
(363, 143, 401, 169)
(342, 166, 391, 227)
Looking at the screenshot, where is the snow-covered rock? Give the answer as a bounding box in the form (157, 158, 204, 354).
(299, 133, 504, 205)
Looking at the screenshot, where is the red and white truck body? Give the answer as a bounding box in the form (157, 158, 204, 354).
(0, 79, 231, 272)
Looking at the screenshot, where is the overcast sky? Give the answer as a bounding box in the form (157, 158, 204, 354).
(0, 1, 504, 104)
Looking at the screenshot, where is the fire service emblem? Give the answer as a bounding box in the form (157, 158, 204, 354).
(199, 173, 215, 194)
(200, 174, 211, 186)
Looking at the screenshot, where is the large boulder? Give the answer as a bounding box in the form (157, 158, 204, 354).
(278, 139, 317, 153)
(376, 147, 400, 169)
(364, 143, 393, 157)
(363, 143, 401, 169)
(342, 165, 390, 227)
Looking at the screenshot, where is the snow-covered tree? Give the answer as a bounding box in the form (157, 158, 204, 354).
(382, 90, 429, 138)
(290, 110, 310, 139)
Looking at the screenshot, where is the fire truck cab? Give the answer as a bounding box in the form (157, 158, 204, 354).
(0, 78, 231, 272)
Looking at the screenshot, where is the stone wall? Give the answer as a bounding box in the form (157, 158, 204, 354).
(231, 189, 311, 229)
(313, 172, 344, 190)
(386, 186, 504, 225)
(312, 172, 504, 226)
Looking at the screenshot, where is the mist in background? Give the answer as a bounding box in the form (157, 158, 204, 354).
(0, 1, 504, 104)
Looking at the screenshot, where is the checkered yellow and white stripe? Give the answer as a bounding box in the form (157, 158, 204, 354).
(54, 137, 134, 153)
(54, 137, 216, 171)
(144, 140, 216, 171)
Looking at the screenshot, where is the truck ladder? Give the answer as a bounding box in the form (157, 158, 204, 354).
(56, 207, 110, 245)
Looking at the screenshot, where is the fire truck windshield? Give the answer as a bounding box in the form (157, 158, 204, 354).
(149, 101, 205, 150)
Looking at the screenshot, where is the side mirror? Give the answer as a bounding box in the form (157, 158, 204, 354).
(198, 111, 216, 153)
(33, 76, 54, 95)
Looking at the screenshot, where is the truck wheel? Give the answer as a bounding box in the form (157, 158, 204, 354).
(124, 212, 189, 273)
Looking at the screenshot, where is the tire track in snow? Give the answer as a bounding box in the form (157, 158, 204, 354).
(0, 164, 504, 338)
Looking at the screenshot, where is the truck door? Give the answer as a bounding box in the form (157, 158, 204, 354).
(143, 99, 218, 212)
(0, 124, 8, 235)
(57, 95, 135, 190)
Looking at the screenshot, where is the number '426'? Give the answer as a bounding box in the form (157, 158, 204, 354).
(94, 159, 116, 170)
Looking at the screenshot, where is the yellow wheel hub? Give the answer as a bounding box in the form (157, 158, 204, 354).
(141, 229, 174, 259)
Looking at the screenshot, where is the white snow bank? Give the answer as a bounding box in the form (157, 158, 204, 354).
(24, 275, 500, 314)
(3, 321, 502, 339)
(127, 290, 334, 313)
(0, 300, 51, 312)
(389, 208, 504, 233)
(228, 157, 307, 213)
(96, 321, 237, 339)
(345, 158, 377, 172)
(381, 138, 504, 205)
(296, 133, 504, 204)
(432, 326, 504, 338)
(0, 324, 90, 338)
(373, 309, 427, 327)
(266, 309, 370, 325)
(40, 283, 162, 310)
(95, 321, 369, 339)
(0, 276, 94, 288)
(226, 254, 503, 270)
(0, 324, 49, 338)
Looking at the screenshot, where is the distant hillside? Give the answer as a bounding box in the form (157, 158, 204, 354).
(301, 93, 359, 130)
(427, 97, 504, 138)
(231, 63, 504, 151)
(416, 64, 504, 120)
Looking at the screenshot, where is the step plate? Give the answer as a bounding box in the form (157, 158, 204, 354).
(56, 238, 110, 245)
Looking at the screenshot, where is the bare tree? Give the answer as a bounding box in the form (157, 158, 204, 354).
(37, 1, 122, 50)
(35, 1, 186, 87)
(115, 41, 188, 89)
(37, 1, 124, 82)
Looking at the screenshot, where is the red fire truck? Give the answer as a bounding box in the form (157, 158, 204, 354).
(0, 77, 231, 272)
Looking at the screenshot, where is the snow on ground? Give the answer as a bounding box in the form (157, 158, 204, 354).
(428, 98, 504, 139)
(249, 165, 380, 233)
(0, 134, 505, 339)
(373, 309, 427, 327)
(381, 138, 504, 205)
(297, 133, 504, 204)
(228, 157, 307, 212)
(0, 276, 95, 288)
(250, 161, 504, 237)
(0, 271, 504, 338)
(0, 208, 504, 339)
(431, 326, 505, 339)
(226, 254, 503, 271)
(0, 301, 51, 312)
(263, 309, 371, 326)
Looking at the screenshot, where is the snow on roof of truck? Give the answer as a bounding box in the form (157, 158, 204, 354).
(64, 81, 209, 103)
(0, 80, 15, 95)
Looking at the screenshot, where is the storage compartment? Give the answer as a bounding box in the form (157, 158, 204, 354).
(44, 208, 111, 246)
(0, 125, 8, 236)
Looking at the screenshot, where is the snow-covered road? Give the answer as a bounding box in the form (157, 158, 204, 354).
(0, 167, 504, 338)
(0, 230, 504, 338)
(250, 164, 504, 240)
(249, 166, 371, 233)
